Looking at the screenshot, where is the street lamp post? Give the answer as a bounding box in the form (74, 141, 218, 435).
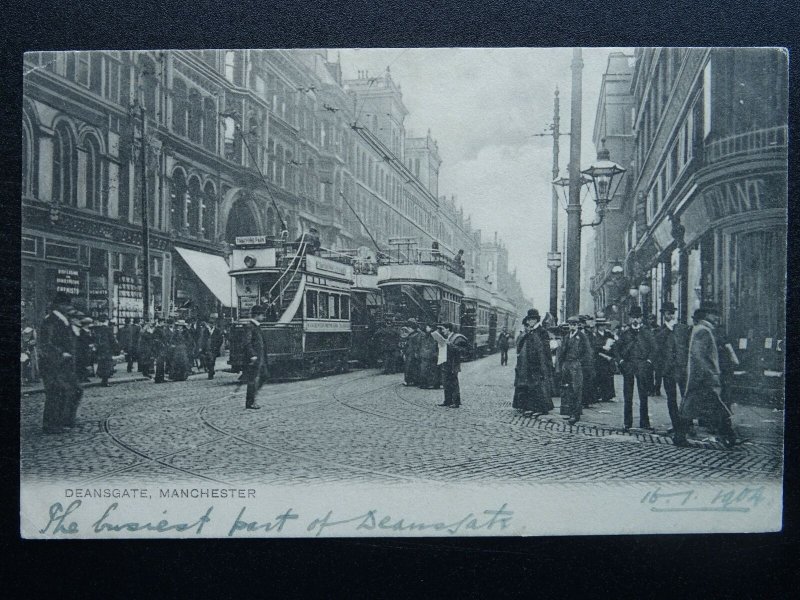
(565, 47, 584, 319)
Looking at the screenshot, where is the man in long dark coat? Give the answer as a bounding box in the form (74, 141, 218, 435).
(676, 303, 736, 447)
(153, 318, 171, 384)
(654, 301, 690, 437)
(591, 317, 617, 402)
(242, 304, 267, 409)
(137, 321, 155, 379)
(436, 322, 470, 408)
(556, 316, 593, 424)
(92, 314, 118, 387)
(200, 317, 225, 380)
(579, 316, 597, 407)
(497, 327, 513, 366)
(615, 305, 656, 431)
(39, 292, 82, 433)
(513, 315, 554, 415)
(417, 324, 441, 389)
(74, 316, 94, 382)
(169, 321, 192, 381)
(402, 319, 422, 386)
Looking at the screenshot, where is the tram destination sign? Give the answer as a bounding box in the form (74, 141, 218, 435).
(235, 235, 267, 246)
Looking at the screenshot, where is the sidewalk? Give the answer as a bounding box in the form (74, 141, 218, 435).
(534, 374, 784, 451)
(21, 356, 232, 396)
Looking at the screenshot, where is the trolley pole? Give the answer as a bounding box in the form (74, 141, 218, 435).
(548, 88, 560, 319)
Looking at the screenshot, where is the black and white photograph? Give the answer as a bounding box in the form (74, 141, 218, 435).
(19, 47, 787, 538)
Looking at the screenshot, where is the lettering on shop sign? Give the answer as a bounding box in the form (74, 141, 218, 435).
(702, 178, 782, 221)
(307, 256, 348, 277)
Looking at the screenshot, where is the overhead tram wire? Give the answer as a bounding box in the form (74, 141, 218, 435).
(338, 191, 384, 257)
(221, 111, 289, 235)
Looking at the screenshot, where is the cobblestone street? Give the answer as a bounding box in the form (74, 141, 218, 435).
(20, 355, 783, 486)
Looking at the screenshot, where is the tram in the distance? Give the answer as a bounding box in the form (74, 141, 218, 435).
(227, 234, 354, 379)
(461, 273, 494, 358)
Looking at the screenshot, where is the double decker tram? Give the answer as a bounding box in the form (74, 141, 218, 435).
(461, 274, 494, 358)
(227, 235, 355, 379)
(376, 238, 465, 329)
(339, 247, 384, 367)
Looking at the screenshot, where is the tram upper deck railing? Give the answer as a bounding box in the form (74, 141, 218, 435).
(379, 248, 466, 278)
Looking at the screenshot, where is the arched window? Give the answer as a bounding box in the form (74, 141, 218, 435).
(53, 122, 76, 206)
(188, 89, 202, 144)
(203, 97, 217, 151)
(84, 135, 103, 212)
(170, 170, 187, 232)
(21, 119, 33, 197)
(172, 78, 187, 136)
(187, 177, 202, 237)
(224, 51, 235, 83)
(203, 182, 216, 240)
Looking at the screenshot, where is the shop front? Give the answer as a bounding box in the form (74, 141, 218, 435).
(172, 246, 236, 319)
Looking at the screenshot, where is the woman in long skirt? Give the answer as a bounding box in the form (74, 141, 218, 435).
(92, 315, 118, 387)
(169, 322, 192, 381)
(513, 317, 553, 414)
(417, 324, 441, 389)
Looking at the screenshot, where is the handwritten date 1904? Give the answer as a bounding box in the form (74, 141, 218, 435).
(641, 486, 766, 513)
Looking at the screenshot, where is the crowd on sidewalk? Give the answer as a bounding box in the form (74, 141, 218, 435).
(393, 302, 744, 449)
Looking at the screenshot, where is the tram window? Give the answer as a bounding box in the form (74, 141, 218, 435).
(330, 294, 339, 319)
(341, 295, 350, 320)
(306, 290, 318, 318)
(318, 291, 329, 318)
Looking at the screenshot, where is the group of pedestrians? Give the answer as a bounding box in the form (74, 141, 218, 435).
(505, 301, 739, 447)
(32, 291, 228, 434)
(397, 319, 471, 408)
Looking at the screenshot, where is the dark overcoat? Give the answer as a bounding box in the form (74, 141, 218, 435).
(513, 332, 554, 413)
(92, 323, 118, 379)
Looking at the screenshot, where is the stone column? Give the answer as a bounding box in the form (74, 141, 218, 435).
(107, 131, 120, 218)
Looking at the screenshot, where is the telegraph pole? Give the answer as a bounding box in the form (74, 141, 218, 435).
(139, 101, 151, 321)
(565, 48, 583, 318)
(548, 88, 560, 318)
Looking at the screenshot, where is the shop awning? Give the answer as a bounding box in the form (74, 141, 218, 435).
(174, 247, 235, 308)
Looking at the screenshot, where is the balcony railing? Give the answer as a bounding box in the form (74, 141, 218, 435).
(705, 125, 788, 164)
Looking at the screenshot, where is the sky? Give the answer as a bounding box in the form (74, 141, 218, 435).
(332, 48, 632, 310)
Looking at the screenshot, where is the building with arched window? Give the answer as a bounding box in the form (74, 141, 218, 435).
(22, 49, 531, 324)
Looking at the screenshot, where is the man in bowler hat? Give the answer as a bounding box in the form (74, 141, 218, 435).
(556, 316, 592, 424)
(242, 304, 267, 409)
(615, 305, 656, 431)
(654, 301, 690, 438)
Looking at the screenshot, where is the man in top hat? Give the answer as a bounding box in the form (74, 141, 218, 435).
(678, 302, 737, 447)
(496, 326, 513, 366)
(402, 318, 422, 386)
(152, 317, 172, 384)
(242, 304, 267, 409)
(614, 305, 656, 431)
(556, 316, 593, 424)
(591, 315, 617, 403)
(39, 292, 83, 433)
(654, 301, 691, 439)
(577, 315, 597, 407)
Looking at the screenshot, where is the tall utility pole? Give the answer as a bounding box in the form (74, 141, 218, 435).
(565, 47, 583, 318)
(548, 88, 561, 318)
(138, 101, 151, 321)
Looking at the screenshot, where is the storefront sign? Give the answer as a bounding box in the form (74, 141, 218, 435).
(53, 269, 82, 296)
(702, 177, 785, 221)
